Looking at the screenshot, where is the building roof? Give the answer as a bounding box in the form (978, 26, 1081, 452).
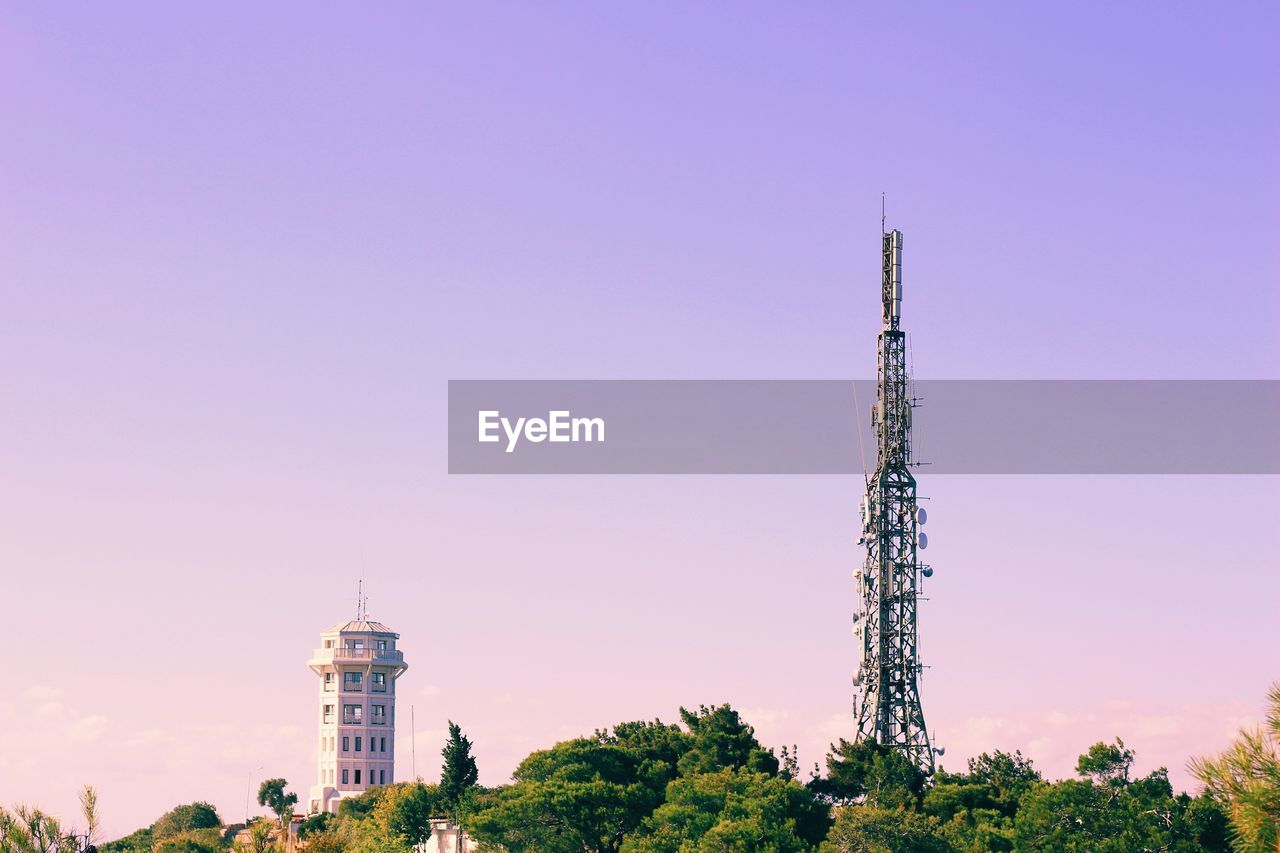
(324, 619, 398, 636)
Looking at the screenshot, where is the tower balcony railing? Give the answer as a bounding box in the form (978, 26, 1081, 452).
(312, 646, 404, 663)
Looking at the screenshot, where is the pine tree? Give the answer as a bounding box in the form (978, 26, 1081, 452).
(439, 720, 479, 817)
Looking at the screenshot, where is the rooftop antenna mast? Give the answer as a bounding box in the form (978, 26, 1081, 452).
(852, 220, 937, 774)
(356, 579, 363, 620)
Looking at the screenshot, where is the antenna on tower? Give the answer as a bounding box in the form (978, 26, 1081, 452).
(881, 193, 886, 235)
(357, 579, 363, 620)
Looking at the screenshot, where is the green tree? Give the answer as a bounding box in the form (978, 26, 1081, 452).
(1191, 681, 1280, 852)
(1076, 737, 1134, 786)
(820, 806, 948, 853)
(0, 805, 75, 852)
(1014, 741, 1227, 852)
(812, 740, 926, 809)
(236, 819, 273, 853)
(78, 786, 101, 849)
(386, 783, 440, 848)
(922, 750, 1040, 851)
(153, 829, 224, 852)
(256, 779, 297, 838)
(439, 721, 480, 816)
(675, 704, 778, 777)
(624, 767, 830, 851)
(152, 802, 221, 841)
(469, 735, 671, 852)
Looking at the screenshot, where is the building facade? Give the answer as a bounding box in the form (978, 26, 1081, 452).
(307, 617, 408, 814)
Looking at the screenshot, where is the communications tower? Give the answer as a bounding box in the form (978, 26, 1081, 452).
(853, 227, 935, 774)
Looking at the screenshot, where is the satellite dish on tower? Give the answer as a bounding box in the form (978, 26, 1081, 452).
(917, 507, 927, 525)
(918, 532, 929, 550)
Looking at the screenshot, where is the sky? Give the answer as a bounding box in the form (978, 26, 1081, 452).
(1, 1, 1278, 839)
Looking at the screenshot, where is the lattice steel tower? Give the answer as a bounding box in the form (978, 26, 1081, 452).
(853, 227, 935, 774)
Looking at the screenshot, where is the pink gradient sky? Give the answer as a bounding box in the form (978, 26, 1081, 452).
(2, 2, 1277, 839)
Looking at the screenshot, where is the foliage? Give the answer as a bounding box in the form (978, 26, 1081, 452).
(676, 705, 778, 777)
(295, 811, 333, 839)
(811, 739, 927, 808)
(1075, 737, 1134, 785)
(623, 767, 830, 851)
(255, 778, 297, 833)
(1014, 754, 1229, 852)
(469, 735, 670, 852)
(821, 806, 949, 853)
(440, 721, 480, 815)
(153, 828, 226, 852)
(79, 786, 101, 849)
(234, 819, 273, 853)
(1192, 681, 1280, 852)
(152, 802, 222, 840)
(0, 805, 75, 852)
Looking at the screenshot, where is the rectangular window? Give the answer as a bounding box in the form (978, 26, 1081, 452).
(341, 768, 349, 785)
(342, 736, 349, 752)
(323, 704, 335, 723)
(376, 639, 387, 651)
(324, 672, 335, 691)
(372, 705, 386, 725)
(355, 736, 362, 752)
(343, 704, 362, 724)
(371, 672, 386, 692)
(379, 770, 385, 784)
(344, 671, 363, 691)
(355, 769, 362, 785)
(380, 737, 386, 752)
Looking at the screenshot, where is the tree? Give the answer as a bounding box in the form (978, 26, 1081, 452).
(79, 786, 101, 849)
(385, 783, 440, 848)
(1015, 740, 1229, 852)
(256, 779, 298, 838)
(0, 805, 75, 852)
(1192, 681, 1280, 852)
(236, 819, 274, 853)
(675, 705, 778, 777)
(469, 736, 670, 852)
(439, 721, 480, 816)
(1076, 737, 1134, 786)
(812, 739, 926, 809)
(624, 767, 830, 851)
(151, 803, 221, 841)
(820, 806, 948, 853)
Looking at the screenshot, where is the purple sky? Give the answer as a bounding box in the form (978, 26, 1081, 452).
(2, 2, 1277, 838)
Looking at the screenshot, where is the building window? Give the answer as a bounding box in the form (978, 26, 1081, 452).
(324, 672, 335, 691)
(355, 769, 362, 785)
(342, 768, 349, 785)
(355, 736, 362, 752)
(372, 705, 386, 725)
(342, 736, 349, 752)
(379, 770, 385, 784)
(324, 640, 333, 648)
(323, 704, 334, 723)
(380, 737, 386, 753)
(343, 704, 362, 724)
(371, 672, 386, 692)
(344, 671, 363, 691)
(376, 639, 387, 651)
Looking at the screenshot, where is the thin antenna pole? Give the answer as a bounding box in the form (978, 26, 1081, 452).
(881, 193, 886, 235)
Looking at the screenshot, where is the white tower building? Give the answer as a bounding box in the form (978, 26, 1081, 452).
(307, 604, 408, 814)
